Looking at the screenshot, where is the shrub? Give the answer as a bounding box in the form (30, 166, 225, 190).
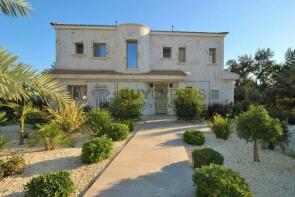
(81, 135, 113, 164)
(86, 108, 112, 136)
(268, 122, 290, 150)
(26, 111, 49, 127)
(47, 102, 86, 133)
(236, 105, 283, 162)
(1, 154, 25, 177)
(118, 120, 134, 132)
(183, 129, 205, 145)
(266, 105, 289, 121)
(0, 135, 8, 150)
(174, 88, 205, 120)
(110, 88, 144, 120)
(193, 164, 253, 197)
(29, 122, 72, 151)
(24, 171, 75, 197)
(192, 148, 224, 168)
(211, 114, 232, 140)
(288, 107, 295, 125)
(107, 123, 129, 141)
(207, 103, 232, 118)
(231, 101, 250, 116)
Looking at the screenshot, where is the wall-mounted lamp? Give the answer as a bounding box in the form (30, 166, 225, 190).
(150, 83, 154, 88)
(169, 83, 173, 88)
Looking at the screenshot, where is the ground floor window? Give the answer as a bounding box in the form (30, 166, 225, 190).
(211, 89, 219, 99)
(67, 85, 87, 101)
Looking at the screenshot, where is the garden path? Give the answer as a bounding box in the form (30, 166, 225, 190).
(84, 116, 206, 197)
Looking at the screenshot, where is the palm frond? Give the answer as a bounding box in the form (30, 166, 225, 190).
(0, 48, 72, 105)
(0, 111, 7, 124)
(0, 0, 31, 17)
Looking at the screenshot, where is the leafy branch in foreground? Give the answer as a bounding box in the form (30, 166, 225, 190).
(0, 0, 31, 17)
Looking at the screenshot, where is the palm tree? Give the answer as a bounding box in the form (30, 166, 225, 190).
(2, 102, 36, 144)
(0, 49, 71, 106)
(0, 0, 31, 17)
(0, 111, 7, 124)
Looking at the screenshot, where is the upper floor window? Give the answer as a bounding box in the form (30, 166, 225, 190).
(178, 47, 186, 63)
(163, 47, 172, 58)
(93, 43, 106, 57)
(209, 48, 217, 63)
(75, 42, 84, 54)
(127, 40, 138, 68)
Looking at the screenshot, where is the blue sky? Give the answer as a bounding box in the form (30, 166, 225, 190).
(0, 0, 295, 71)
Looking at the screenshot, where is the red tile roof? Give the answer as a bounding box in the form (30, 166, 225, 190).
(47, 69, 187, 76)
(50, 22, 228, 35)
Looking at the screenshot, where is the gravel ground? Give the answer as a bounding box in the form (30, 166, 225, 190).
(184, 124, 295, 197)
(0, 124, 138, 197)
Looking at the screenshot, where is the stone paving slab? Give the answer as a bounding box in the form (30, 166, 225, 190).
(84, 117, 196, 197)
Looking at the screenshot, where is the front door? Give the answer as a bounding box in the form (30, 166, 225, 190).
(155, 84, 168, 114)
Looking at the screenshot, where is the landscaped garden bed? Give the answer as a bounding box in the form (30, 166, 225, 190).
(184, 127, 295, 197)
(0, 123, 140, 196)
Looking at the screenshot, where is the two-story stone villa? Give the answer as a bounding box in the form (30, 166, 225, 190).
(48, 22, 238, 115)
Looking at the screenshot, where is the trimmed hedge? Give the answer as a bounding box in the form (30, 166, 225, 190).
(193, 164, 253, 197)
(24, 171, 75, 197)
(81, 135, 113, 164)
(211, 114, 232, 140)
(183, 129, 205, 145)
(192, 148, 224, 168)
(107, 123, 129, 141)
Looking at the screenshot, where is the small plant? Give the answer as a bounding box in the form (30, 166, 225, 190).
(107, 123, 129, 141)
(192, 148, 224, 168)
(174, 88, 205, 120)
(211, 114, 232, 140)
(29, 122, 72, 151)
(207, 103, 233, 118)
(110, 88, 144, 120)
(0, 135, 8, 150)
(81, 135, 113, 164)
(235, 105, 283, 162)
(24, 171, 75, 197)
(193, 164, 253, 197)
(1, 154, 25, 177)
(1, 102, 36, 145)
(183, 129, 205, 145)
(47, 102, 86, 133)
(86, 108, 112, 136)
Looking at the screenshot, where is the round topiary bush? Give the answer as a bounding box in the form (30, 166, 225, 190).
(192, 148, 224, 168)
(183, 129, 205, 145)
(211, 114, 232, 140)
(1, 154, 25, 177)
(24, 171, 75, 197)
(107, 123, 129, 141)
(193, 164, 253, 197)
(81, 135, 113, 164)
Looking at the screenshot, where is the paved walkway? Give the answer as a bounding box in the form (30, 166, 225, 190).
(84, 116, 196, 197)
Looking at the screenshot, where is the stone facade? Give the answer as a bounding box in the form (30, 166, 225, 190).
(49, 23, 238, 115)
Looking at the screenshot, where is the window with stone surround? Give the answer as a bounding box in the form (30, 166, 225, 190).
(93, 43, 106, 57)
(211, 89, 219, 99)
(163, 47, 172, 58)
(209, 48, 217, 63)
(67, 85, 87, 101)
(127, 40, 138, 68)
(75, 42, 84, 54)
(178, 47, 186, 63)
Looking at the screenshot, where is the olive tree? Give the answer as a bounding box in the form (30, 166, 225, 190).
(235, 105, 282, 162)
